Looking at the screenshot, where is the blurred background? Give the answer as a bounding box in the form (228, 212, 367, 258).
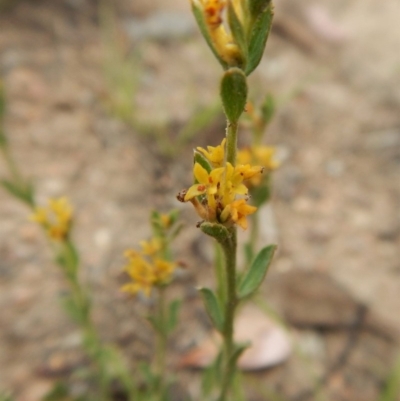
(0, 0, 399, 400)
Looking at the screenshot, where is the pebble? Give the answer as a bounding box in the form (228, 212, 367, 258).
(325, 159, 345, 177)
(93, 228, 111, 249)
(365, 128, 400, 150)
(297, 330, 326, 361)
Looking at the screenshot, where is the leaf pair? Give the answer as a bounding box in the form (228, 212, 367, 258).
(200, 245, 276, 332)
(148, 299, 181, 335)
(191, 0, 274, 76)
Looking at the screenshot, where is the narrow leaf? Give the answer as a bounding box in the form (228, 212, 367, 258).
(238, 244, 276, 298)
(194, 149, 212, 174)
(246, 5, 274, 76)
(220, 68, 248, 123)
(191, 1, 229, 70)
(0, 81, 5, 119)
(227, 2, 247, 63)
(261, 93, 275, 125)
(230, 342, 250, 366)
(167, 299, 181, 333)
(147, 315, 163, 334)
(201, 350, 223, 396)
(199, 287, 224, 332)
(251, 183, 270, 207)
(0, 129, 7, 148)
(248, 0, 272, 19)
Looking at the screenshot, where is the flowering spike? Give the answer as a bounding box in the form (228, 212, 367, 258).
(30, 197, 73, 241)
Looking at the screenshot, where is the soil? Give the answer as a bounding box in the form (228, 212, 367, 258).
(0, 0, 399, 400)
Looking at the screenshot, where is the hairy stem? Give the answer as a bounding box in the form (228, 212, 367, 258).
(218, 230, 238, 401)
(226, 121, 238, 166)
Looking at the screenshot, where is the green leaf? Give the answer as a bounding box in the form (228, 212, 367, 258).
(169, 222, 184, 241)
(261, 93, 275, 125)
(227, 2, 247, 63)
(42, 382, 70, 401)
(238, 244, 276, 298)
(243, 242, 254, 266)
(248, 0, 272, 19)
(245, 4, 274, 76)
(251, 183, 271, 207)
(220, 68, 248, 123)
(201, 351, 223, 396)
(200, 222, 230, 243)
(191, 1, 229, 70)
(0, 129, 7, 148)
(147, 315, 163, 334)
(194, 149, 212, 175)
(199, 287, 224, 332)
(0, 80, 5, 119)
(62, 296, 84, 323)
(167, 299, 181, 333)
(167, 209, 180, 226)
(0, 179, 35, 206)
(230, 342, 249, 367)
(138, 362, 157, 386)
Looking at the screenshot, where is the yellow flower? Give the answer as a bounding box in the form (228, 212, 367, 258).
(237, 145, 278, 187)
(30, 197, 72, 241)
(197, 138, 226, 167)
(178, 139, 266, 229)
(184, 162, 224, 218)
(122, 252, 156, 297)
(121, 243, 177, 297)
(237, 145, 278, 171)
(140, 238, 162, 256)
(153, 259, 176, 283)
(194, 0, 242, 66)
(220, 199, 257, 230)
(220, 162, 263, 206)
(253, 146, 279, 170)
(201, 0, 226, 28)
(160, 213, 171, 229)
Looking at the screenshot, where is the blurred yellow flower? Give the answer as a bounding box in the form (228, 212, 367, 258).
(197, 138, 226, 168)
(30, 197, 72, 241)
(237, 145, 278, 186)
(140, 238, 162, 256)
(220, 199, 257, 230)
(121, 243, 176, 297)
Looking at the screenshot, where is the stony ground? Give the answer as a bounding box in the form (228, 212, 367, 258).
(0, 0, 399, 400)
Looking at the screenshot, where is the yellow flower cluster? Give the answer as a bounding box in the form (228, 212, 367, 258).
(121, 238, 176, 297)
(30, 197, 73, 241)
(237, 145, 278, 187)
(196, 0, 243, 66)
(180, 139, 264, 230)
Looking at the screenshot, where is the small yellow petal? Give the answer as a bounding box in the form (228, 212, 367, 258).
(193, 162, 209, 184)
(184, 183, 207, 201)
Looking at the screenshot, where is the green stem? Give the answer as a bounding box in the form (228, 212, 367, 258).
(218, 230, 238, 401)
(155, 287, 167, 399)
(248, 210, 259, 263)
(226, 121, 238, 166)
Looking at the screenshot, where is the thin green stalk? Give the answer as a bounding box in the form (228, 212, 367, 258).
(155, 287, 168, 399)
(1, 147, 21, 181)
(226, 121, 238, 166)
(218, 230, 238, 401)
